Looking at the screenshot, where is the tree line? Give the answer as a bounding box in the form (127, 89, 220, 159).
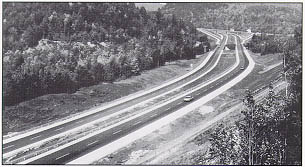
(245, 33, 287, 55)
(162, 3, 302, 34)
(207, 26, 302, 165)
(3, 3, 210, 106)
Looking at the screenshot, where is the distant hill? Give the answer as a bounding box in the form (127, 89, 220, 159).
(162, 3, 302, 34)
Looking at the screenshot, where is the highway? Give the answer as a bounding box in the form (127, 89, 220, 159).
(4, 33, 227, 159)
(15, 34, 249, 164)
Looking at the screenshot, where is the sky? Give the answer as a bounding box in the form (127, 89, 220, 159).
(135, 3, 166, 11)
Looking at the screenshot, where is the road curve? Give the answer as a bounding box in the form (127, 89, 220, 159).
(68, 34, 255, 165)
(4, 33, 228, 161)
(18, 34, 253, 165)
(197, 28, 222, 44)
(3, 32, 224, 144)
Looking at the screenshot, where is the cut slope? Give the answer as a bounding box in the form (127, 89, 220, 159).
(3, 54, 208, 135)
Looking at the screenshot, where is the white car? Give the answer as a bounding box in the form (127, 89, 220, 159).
(184, 95, 194, 102)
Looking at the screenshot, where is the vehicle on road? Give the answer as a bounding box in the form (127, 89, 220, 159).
(240, 66, 244, 70)
(183, 95, 194, 102)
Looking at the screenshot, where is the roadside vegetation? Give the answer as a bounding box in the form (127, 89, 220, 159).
(3, 3, 211, 106)
(2, 3, 301, 165)
(245, 26, 301, 56)
(161, 3, 302, 34)
(3, 53, 207, 135)
(207, 26, 302, 165)
(96, 27, 301, 166)
(92, 45, 287, 165)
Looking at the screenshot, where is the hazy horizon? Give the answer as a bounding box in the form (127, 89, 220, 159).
(135, 3, 166, 11)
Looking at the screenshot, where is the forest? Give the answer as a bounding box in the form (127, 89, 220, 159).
(206, 26, 302, 165)
(2, 3, 302, 165)
(162, 3, 302, 164)
(162, 3, 302, 34)
(3, 3, 209, 106)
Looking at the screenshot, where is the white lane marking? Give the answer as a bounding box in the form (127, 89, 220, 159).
(4, 46, 215, 145)
(17, 36, 230, 164)
(165, 107, 171, 111)
(113, 130, 122, 135)
(76, 120, 85, 124)
(69, 34, 256, 165)
(133, 121, 142, 126)
(4, 38, 220, 156)
(55, 153, 70, 160)
(30, 135, 41, 140)
(3, 145, 15, 150)
(54, 127, 64, 132)
(150, 113, 158, 118)
(87, 140, 99, 146)
(177, 102, 183, 105)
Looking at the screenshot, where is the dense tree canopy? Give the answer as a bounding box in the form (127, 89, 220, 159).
(3, 2, 205, 106)
(208, 25, 302, 165)
(162, 3, 302, 34)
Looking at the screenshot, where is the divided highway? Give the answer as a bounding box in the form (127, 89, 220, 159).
(4, 32, 227, 162)
(15, 34, 249, 164)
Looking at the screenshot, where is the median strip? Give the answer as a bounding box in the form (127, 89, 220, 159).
(4, 33, 221, 145)
(69, 35, 255, 164)
(17, 35, 237, 165)
(4, 35, 229, 161)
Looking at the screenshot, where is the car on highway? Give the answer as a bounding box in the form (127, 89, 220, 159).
(240, 66, 245, 70)
(184, 95, 194, 102)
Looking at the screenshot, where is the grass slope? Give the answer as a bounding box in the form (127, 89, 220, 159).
(3, 54, 208, 135)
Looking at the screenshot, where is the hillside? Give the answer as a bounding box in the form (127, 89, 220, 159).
(3, 2, 205, 106)
(162, 3, 302, 34)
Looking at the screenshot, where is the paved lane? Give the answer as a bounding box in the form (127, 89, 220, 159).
(25, 34, 249, 165)
(3, 35, 228, 156)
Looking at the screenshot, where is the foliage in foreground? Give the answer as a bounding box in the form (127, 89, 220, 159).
(208, 26, 302, 165)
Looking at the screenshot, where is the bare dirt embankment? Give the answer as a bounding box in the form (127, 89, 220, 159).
(3, 53, 208, 136)
(93, 51, 284, 165)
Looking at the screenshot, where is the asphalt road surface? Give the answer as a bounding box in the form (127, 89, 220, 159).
(23, 34, 249, 164)
(3, 35, 228, 155)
